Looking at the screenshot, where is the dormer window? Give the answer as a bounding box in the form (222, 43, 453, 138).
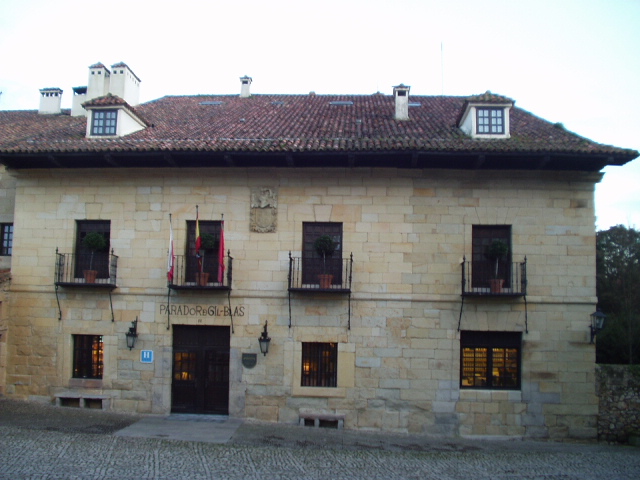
(83, 94, 147, 138)
(91, 110, 118, 136)
(458, 91, 513, 139)
(477, 108, 504, 135)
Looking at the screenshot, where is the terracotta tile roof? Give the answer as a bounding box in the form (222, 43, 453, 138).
(464, 91, 514, 104)
(0, 93, 637, 166)
(82, 94, 128, 107)
(81, 94, 149, 127)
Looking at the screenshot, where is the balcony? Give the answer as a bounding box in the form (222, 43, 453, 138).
(168, 252, 232, 291)
(288, 252, 353, 293)
(461, 257, 527, 297)
(55, 250, 118, 289)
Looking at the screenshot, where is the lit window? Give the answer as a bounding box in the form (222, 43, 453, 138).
(91, 110, 117, 136)
(461, 331, 521, 390)
(301, 342, 338, 387)
(477, 108, 504, 134)
(1, 223, 13, 256)
(73, 335, 103, 379)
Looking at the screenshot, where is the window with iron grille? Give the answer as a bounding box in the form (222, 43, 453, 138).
(91, 109, 117, 136)
(460, 331, 521, 390)
(73, 335, 103, 379)
(472, 225, 511, 289)
(186, 220, 223, 283)
(302, 222, 343, 285)
(1, 223, 12, 256)
(301, 342, 338, 387)
(75, 220, 110, 278)
(477, 108, 504, 134)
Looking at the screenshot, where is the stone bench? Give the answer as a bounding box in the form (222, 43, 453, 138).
(54, 392, 111, 410)
(299, 413, 345, 429)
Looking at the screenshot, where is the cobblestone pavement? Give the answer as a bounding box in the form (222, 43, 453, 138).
(1, 398, 639, 480)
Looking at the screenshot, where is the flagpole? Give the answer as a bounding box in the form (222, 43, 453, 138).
(218, 213, 225, 284)
(167, 213, 173, 330)
(195, 205, 202, 274)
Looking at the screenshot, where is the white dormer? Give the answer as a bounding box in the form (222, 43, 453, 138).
(83, 94, 147, 138)
(459, 91, 514, 139)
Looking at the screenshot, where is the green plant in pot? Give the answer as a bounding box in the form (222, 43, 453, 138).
(486, 239, 509, 292)
(82, 231, 107, 283)
(196, 233, 217, 285)
(314, 235, 337, 288)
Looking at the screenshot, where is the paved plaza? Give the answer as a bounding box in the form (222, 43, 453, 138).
(1, 398, 639, 479)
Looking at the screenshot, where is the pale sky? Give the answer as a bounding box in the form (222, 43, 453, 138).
(1, 0, 638, 231)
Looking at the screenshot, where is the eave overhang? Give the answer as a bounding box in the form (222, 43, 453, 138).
(0, 149, 634, 172)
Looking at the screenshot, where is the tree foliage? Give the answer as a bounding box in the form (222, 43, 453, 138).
(596, 225, 640, 364)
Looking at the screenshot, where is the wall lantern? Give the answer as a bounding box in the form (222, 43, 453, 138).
(590, 310, 606, 344)
(258, 321, 271, 356)
(126, 317, 139, 350)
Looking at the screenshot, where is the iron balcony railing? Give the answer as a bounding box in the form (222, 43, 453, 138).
(288, 252, 353, 292)
(55, 249, 118, 288)
(168, 252, 232, 290)
(461, 257, 527, 296)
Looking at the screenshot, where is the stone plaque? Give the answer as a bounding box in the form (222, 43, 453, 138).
(250, 187, 277, 232)
(242, 353, 258, 369)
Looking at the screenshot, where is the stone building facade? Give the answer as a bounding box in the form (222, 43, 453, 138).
(0, 63, 637, 439)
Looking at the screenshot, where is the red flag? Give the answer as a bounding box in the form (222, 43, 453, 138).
(195, 209, 202, 272)
(217, 220, 225, 283)
(167, 216, 175, 283)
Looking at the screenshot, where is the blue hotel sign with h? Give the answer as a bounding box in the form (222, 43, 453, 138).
(140, 350, 154, 364)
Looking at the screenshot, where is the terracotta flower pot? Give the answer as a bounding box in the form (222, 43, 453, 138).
(196, 272, 210, 286)
(83, 270, 98, 283)
(489, 278, 504, 293)
(318, 274, 333, 289)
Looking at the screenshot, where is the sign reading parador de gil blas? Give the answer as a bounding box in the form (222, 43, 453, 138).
(159, 304, 245, 317)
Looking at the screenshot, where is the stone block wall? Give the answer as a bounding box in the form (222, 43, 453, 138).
(596, 365, 640, 442)
(3, 167, 602, 439)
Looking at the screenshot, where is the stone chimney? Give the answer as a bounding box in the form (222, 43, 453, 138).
(393, 84, 410, 121)
(38, 88, 63, 114)
(86, 63, 111, 103)
(71, 86, 87, 116)
(110, 62, 141, 106)
(240, 76, 252, 98)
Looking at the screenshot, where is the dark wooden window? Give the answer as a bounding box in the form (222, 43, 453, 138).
(477, 108, 504, 134)
(185, 220, 223, 284)
(461, 331, 521, 390)
(91, 110, 117, 136)
(301, 342, 338, 387)
(472, 225, 511, 289)
(75, 220, 110, 278)
(302, 222, 342, 285)
(73, 334, 103, 379)
(1, 223, 12, 256)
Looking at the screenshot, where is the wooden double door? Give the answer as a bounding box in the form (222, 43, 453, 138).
(171, 325, 230, 414)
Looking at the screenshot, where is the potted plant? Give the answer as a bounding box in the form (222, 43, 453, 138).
(82, 231, 107, 283)
(314, 235, 337, 289)
(486, 239, 509, 293)
(196, 233, 217, 285)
